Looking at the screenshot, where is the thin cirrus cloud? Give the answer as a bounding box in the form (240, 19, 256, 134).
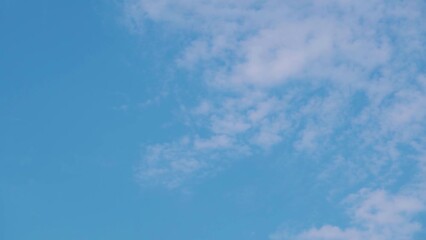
(124, 0, 426, 239)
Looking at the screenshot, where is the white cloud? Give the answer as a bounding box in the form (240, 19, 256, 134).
(126, 0, 423, 87)
(136, 135, 249, 188)
(136, 137, 199, 188)
(124, 1, 426, 239)
(270, 189, 425, 240)
(126, 0, 426, 201)
(194, 134, 233, 150)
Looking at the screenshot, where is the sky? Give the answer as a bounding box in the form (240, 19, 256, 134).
(1, 0, 426, 239)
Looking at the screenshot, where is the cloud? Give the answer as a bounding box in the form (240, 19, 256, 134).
(125, 2, 426, 236)
(126, 0, 423, 87)
(126, 0, 426, 187)
(136, 135, 249, 188)
(270, 189, 425, 240)
(123, 1, 426, 239)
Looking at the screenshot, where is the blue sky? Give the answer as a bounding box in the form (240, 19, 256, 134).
(1, 0, 426, 239)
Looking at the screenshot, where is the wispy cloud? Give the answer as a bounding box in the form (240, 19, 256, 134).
(271, 189, 425, 240)
(124, 0, 426, 236)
